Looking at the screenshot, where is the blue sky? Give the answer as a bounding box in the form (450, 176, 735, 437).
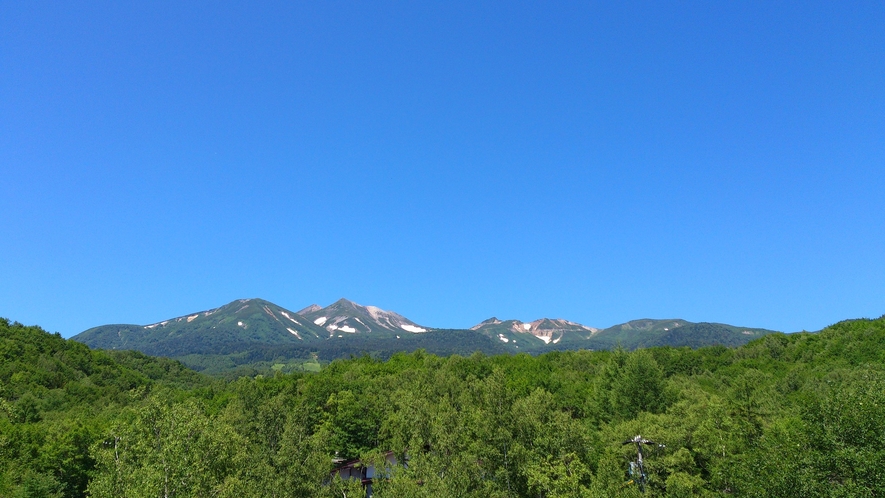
(2, 1, 883, 337)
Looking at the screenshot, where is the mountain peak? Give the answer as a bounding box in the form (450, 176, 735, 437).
(72, 298, 329, 355)
(470, 316, 600, 345)
(299, 299, 428, 336)
(296, 304, 322, 315)
(471, 317, 502, 330)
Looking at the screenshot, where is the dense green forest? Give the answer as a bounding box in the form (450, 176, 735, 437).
(2, 315, 885, 497)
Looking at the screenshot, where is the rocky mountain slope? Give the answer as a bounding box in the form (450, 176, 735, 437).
(470, 317, 600, 349)
(298, 298, 429, 337)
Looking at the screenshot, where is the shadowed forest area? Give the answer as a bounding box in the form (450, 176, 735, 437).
(2, 315, 884, 497)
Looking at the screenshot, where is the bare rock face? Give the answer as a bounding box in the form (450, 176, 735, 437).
(513, 318, 601, 344)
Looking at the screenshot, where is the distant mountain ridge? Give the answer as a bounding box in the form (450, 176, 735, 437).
(72, 298, 779, 373)
(75, 299, 324, 356)
(582, 318, 773, 350)
(74, 298, 435, 356)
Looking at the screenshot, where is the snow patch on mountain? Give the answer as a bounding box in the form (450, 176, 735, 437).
(300, 298, 428, 336)
(280, 311, 300, 324)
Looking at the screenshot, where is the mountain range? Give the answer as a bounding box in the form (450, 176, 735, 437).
(73, 298, 778, 374)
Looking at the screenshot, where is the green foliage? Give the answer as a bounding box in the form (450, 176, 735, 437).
(0, 318, 210, 498)
(610, 350, 672, 420)
(88, 395, 243, 497)
(3, 314, 885, 496)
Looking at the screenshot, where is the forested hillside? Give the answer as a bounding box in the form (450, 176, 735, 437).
(3, 315, 885, 497)
(0, 318, 211, 497)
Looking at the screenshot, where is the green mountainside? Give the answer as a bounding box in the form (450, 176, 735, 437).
(73, 298, 778, 374)
(470, 316, 776, 352)
(75, 298, 329, 356)
(583, 319, 773, 349)
(75, 298, 433, 356)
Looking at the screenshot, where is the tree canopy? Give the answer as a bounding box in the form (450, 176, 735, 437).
(2, 315, 884, 496)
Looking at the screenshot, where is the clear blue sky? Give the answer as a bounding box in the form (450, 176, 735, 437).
(2, 1, 883, 337)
